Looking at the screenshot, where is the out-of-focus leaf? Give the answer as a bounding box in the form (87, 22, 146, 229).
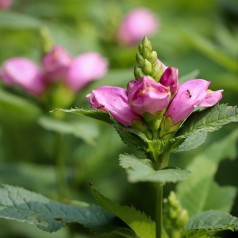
(0, 184, 113, 232)
(38, 116, 99, 145)
(179, 70, 200, 83)
(184, 210, 238, 237)
(55, 108, 111, 124)
(0, 89, 41, 119)
(177, 129, 238, 216)
(0, 12, 44, 29)
(119, 154, 190, 183)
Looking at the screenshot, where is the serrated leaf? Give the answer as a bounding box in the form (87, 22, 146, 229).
(113, 123, 148, 151)
(178, 104, 238, 137)
(55, 108, 112, 124)
(173, 131, 207, 153)
(147, 137, 185, 155)
(177, 129, 238, 216)
(0, 184, 113, 232)
(38, 116, 99, 145)
(184, 210, 238, 238)
(119, 154, 190, 183)
(91, 186, 156, 238)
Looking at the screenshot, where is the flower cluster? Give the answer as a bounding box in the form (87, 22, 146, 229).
(88, 38, 223, 139)
(0, 45, 108, 96)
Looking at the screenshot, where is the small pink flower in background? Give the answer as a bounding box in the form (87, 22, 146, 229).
(127, 76, 171, 115)
(160, 67, 179, 96)
(87, 86, 140, 126)
(117, 8, 159, 46)
(66, 52, 108, 91)
(0, 0, 12, 10)
(1, 58, 45, 95)
(166, 79, 223, 124)
(42, 45, 72, 83)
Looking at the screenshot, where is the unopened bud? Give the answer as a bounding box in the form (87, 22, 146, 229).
(142, 37, 153, 52)
(141, 47, 151, 59)
(138, 43, 143, 54)
(152, 62, 163, 81)
(136, 53, 144, 66)
(134, 66, 145, 80)
(143, 59, 152, 75)
(149, 51, 157, 64)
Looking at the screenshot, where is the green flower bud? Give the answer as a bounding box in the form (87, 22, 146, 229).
(136, 53, 144, 66)
(138, 43, 143, 54)
(141, 47, 151, 59)
(143, 59, 152, 75)
(134, 66, 145, 80)
(152, 62, 163, 81)
(142, 37, 153, 52)
(149, 51, 157, 64)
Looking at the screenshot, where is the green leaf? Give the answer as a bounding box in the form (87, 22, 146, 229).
(179, 70, 200, 83)
(38, 116, 99, 145)
(0, 184, 113, 232)
(177, 130, 238, 216)
(54, 108, 112, 124)
(173, 131, 207, 153)
(184, 210, 238, 237)
(119, 154, 190, 183)
(178, 104, 238, 137)
(0, 12, 43, 29)
(113, 123, 148, 152)
(91, 186, 156, 238)
(0, 89, 41, 120)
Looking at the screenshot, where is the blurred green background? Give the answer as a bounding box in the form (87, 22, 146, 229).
(0, 0, 237, 237)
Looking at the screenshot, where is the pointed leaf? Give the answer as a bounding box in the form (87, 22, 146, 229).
(0, 88, 41, 119)
(54, 108, 112, 124)
(119, 154, 190, 183)
(178, 104, 238, 137)
(177, 130, 238, 216)
(173, 131, 207, 153)
(113, 124, 148, 151)
(38, 116, 99, 145)
(91, 186, 156, 238)
(184, 210, 238, 237)
(0, 184, 113, 232)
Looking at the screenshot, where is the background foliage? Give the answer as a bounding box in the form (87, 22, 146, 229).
(0, 0, 237, 237)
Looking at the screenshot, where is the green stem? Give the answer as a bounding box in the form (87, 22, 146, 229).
(153, 152, 170, 238)
(154, 182, 163, 238)
(54, 132, 69, 199)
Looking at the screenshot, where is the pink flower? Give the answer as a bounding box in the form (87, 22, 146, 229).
(42, 45, 72, 83)
(1, 58, 45, 95)
(66, 52, 108, 91)
(87, 86, 140, 126)
(160, 67, 179, 95)
(127, 76, 171, 115)
(0, 0, 12, 10)
(166, 79, 223, 124)
(117, 8, 158, 46)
